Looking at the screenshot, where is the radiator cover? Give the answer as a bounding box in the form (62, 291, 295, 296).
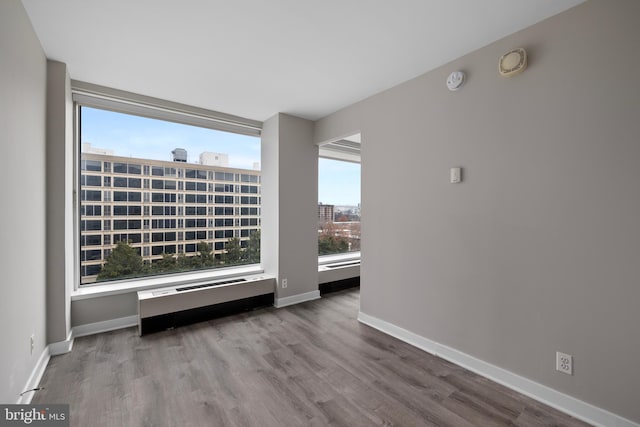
(137, 275, 274, 335)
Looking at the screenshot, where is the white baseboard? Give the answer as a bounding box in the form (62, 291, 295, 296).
(49, 331, 74, 356)
(275, 290, 320, 308)
(16, 316, 138, 405)
(17, 347, 50, 404)
(71, 315, 138, 338)
(357, 311, 639, 427)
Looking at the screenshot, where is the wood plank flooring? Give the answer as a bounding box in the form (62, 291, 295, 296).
(33, 289, 591, 426)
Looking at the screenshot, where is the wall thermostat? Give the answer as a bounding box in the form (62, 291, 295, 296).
(446, 71, 466, 91)
(499, 48, 527, 77)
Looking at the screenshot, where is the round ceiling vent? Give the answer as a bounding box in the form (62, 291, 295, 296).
(499, 48, 527, 77)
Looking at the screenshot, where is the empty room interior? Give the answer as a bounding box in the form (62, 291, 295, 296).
(2, 0, 640, 426)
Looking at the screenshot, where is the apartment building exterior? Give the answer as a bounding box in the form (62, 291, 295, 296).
(318, 203, 334, 223)
(80, 151, 261, 284)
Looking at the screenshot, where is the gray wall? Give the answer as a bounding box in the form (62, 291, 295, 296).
(315, 1, 640, 423)
(46, 60, 73, 343)
(262, 113, 319, 301)
(0, 0, 48, 403)
(72, 294, 138, 326)
(260, 114, 280, 291)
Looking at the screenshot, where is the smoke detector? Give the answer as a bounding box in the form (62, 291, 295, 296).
(446, 71, 466, 91)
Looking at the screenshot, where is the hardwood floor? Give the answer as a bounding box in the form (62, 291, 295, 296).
(34, 289, 591, 426)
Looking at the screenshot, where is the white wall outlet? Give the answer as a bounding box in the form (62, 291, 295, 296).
(281, 278, 287, 288)
(556, 351, 573, 375)
(30, 334, 35, 355)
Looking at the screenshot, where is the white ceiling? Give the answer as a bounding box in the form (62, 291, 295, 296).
(22, 0, 584, 122)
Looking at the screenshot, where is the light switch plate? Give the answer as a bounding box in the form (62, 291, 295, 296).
(450, 167, 461, 183)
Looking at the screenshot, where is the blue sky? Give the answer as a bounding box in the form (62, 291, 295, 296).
(81, 107, 260, 168)
(82, 107, 360, 206)
(318, 158, 360, 206)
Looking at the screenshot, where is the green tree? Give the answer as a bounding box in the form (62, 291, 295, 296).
(195, 241, 216, 267)
(98, 241, 145, 281)
(224, 237, 243, 265)
(245, 230, 260, 264)
(176, 253, 194, 270)
(152, 253, 177, 273)
(318, 235, 349, 255)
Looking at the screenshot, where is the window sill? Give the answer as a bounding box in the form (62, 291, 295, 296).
(71, 264, 264, 301)
(318, 252, 361, 266)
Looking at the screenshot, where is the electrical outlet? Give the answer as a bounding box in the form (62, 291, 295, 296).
(281, 278, 287, 288)
(30, 334, 35, 355)
(556, 351, 573, 375)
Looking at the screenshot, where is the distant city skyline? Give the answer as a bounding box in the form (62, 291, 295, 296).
(81, 106, 361, 206)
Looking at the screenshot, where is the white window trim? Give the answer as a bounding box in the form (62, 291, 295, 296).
(318, 136, 361, 164)
(72, 80, 262, 137)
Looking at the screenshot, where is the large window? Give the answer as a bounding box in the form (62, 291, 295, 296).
(318, 158, 361, 256)
(78, 105, 261, 285)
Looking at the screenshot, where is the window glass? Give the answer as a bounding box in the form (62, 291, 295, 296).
(215, 172, 234, 181)
(81, 220, 102, 231)
(81, 235, 102, 246)
(128, 164, 141, 175)
(79, 105, 261, 284)
(82, 175, 102, 187)
(81, 190, 102, 201)
(81, 160, 101, 171)
(318, 158, 361, 256)
(81, 205, 102, 216)
(82, 250, 102, 261)
(128, 178, 141, 188)
(113, 163, 127, 173)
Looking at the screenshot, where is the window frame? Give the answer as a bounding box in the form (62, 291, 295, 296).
(317, 151, 361, 265)
(73, 83, 263, 293)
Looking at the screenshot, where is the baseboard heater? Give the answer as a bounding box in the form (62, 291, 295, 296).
(318, 259, 360, 286)
(319, 277, 360, 295)
(137, 274, 275, 335)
